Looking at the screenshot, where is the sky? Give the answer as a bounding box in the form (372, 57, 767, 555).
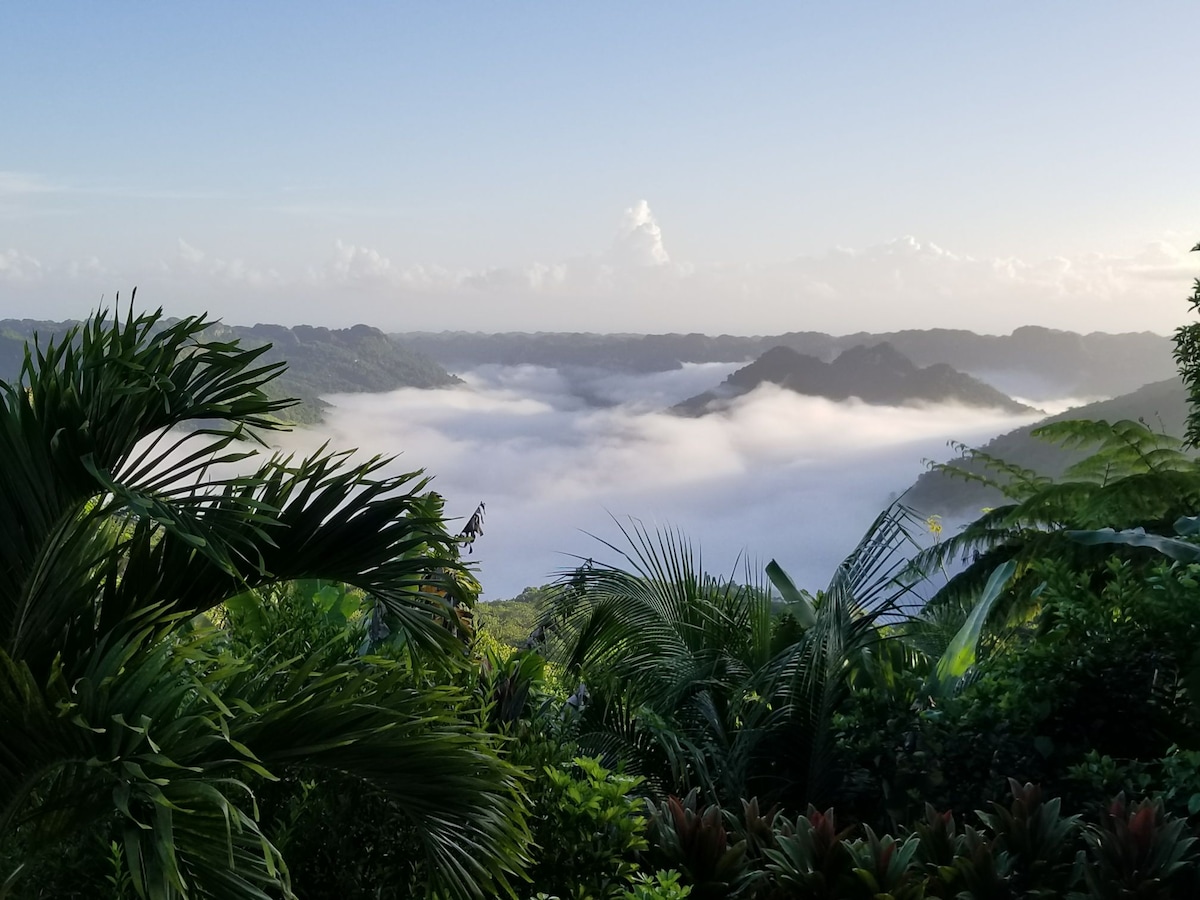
(2, 3, 1198, 334)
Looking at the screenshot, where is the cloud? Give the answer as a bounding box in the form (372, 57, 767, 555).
(328, 240, 396, 282)
(278, 365, 1042, 599)
(0, 248, 44, 282)
(163, 239, 283, 288)
(0, 202, 1194, 334)
(612, 199, 670, 267)
(0, 171, 234, 203)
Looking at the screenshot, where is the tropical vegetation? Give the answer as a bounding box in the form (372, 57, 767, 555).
(0, 307, 525, 899)
(4, 243, 1200, 897)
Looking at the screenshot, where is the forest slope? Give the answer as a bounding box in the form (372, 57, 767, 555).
(0, 317, 459, 422)
(906, 376, 1189, 515)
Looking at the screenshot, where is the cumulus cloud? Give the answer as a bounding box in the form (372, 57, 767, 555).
(0, 248, 44, 282)
(328, 240, 395, 282)
(273, 365, 1042, 599)
(163, 239, 283, 288)
(612, 199, 670, 267)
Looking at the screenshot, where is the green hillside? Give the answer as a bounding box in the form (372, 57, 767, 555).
(474, 586, 554, 648)
(907, 376, 1189, 515)
(0, 317, 459, 423)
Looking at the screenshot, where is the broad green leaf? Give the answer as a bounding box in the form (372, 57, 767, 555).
(1068, 527, 1200, 562)
(930, 559, 1016, 697)
(765, 559, 816, 629)
(312, 583, 342, 614)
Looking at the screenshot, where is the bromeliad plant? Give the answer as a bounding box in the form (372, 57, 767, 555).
(0, 306, 528, 899)
(1073, 794, 1199, 900)
(978, 779, 1080, 898)
(645, 788, 748, 900)
(842, 826, 924, 900)
(761, 806, 856, 900)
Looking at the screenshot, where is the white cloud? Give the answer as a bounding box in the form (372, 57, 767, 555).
(176, 239, 206, 265)
(612, 199, 670, 267)
(329, 240, 394, 281)
(163, 239, 282, 288)
(283, 365, 1042, 598)
(0, 248, 44, 281)
(0, 203, 1194, 334)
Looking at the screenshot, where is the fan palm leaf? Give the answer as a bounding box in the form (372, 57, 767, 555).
(0, 306, 529, 898)
(545, 503, 928, 809)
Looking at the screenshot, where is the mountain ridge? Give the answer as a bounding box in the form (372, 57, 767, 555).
(905, 376, 1191, 515)
(396, 325, 1174, 400)
(674, 342, 1037, 415)
(0, 317, 459, 423)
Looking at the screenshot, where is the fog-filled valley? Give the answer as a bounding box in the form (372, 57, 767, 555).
(1, 314, 1179, 599)
(305, 361, 1051, 598)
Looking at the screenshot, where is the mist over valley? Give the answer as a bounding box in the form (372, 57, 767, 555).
(1, 315, 1176, 599)
(305, 358, 1056, 599)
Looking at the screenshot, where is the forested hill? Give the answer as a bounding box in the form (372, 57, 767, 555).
(674, 343, 1036, 415)
(907, 375, 1190, 516)
(0, 318, 459, 423)
(397, 326, 1174, 399)
(204, 322, 460, 421)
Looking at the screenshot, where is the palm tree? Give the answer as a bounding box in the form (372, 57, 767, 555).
(542, 505, 927, 811)
(0, 306, 528, 899)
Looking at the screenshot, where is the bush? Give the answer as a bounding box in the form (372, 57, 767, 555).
(524, 757, 649, 900)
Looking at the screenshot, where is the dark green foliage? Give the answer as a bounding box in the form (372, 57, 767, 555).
(836, 554, 1200, 829)
(977, 780, 1080, 897)
(480, 647, 550, 727)
(0, 307, 529, 900)
(842, 825, 924, 900)
(261, 773, 431, 899)
(1173, 241, 1200, 448)
(524, 756, 649, 900)
(762, 807, 856, 900)
(544, 506, 927, 812)
(909, 377, 1190, 516)
(912, 805, 964, 896)
(1065, 748, 1200, 830)
(476, 587, 555, 648)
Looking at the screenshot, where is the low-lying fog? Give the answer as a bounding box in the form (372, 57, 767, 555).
(297, 364, 1052, 600)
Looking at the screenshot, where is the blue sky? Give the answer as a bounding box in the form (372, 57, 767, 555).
(2, 2, 1197, 332)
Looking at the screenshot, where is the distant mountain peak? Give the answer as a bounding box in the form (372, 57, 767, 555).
(832, 341, 915, 372)
(675, 343, 1036, 415)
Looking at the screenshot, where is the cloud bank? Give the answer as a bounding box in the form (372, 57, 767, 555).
(275, 365, 1043, 600)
